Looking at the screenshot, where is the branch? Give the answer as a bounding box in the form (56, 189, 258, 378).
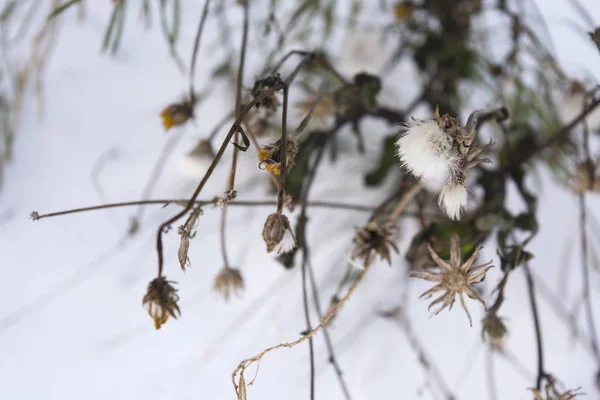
(31, 199, 375, 221)
(231, 266, 370, 398)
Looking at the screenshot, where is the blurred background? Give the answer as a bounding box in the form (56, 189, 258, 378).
(1, 0, 600, 399)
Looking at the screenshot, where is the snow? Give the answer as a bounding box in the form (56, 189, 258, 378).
(1, 0, 600, 399)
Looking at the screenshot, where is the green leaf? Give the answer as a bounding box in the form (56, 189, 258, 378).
(47, 0, 80, 20)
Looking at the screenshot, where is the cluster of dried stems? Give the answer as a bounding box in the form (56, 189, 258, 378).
(6, 0, 600, 398)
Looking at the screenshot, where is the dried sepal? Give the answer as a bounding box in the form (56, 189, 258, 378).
(214, 267, 244, 301)
(262, 212, 296, 254)
(351, 220, 399, 267)
(177, 225, 191, 271)
(142, 276, 181, 330)
(176, 208, 202, 271)
(30, 211, 40, 221)
(410, 234, 493, 326)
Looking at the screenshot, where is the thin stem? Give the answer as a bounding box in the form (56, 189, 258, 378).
(220, 207, 231, 268)
(227, 0, 249, 191)
(389, 182, 424, 222)
(31, 199, 376, 220)
(306, 258, 353, 400)
(276, 85, 289, 213)
(504, 96, 600, 171)
(133, 131, 183, 228)
(189, 0, 211, 101)
(388, 310, 457, 400)
(300, 236, 315, 400)
(523, 263, 544, 391)
(208, 110, 235, 141)
(232, 266, 370, 397)
(295, 141, 328, 400)
(579, 193, 600, 363)
(485, 346, 498, 400)
(220, 1, 249, 278)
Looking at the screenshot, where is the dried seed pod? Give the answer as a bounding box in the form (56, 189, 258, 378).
(262, 213, 296, 254)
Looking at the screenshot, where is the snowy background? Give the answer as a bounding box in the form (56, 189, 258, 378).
(1, 0, 600, 399)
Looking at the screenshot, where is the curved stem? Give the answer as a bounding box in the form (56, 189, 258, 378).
(523, 263, 544, 391)
(189, 0, 211, 100)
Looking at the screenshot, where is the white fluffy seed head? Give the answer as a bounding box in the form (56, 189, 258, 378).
(396, 120, 459, 187)
(438, 184, 468, 220)
(275, 229, 296, 255)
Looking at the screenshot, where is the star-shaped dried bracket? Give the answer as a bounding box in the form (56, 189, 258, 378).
(410, 234, 493, 326)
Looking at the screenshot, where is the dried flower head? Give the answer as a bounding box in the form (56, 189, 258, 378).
(142, 276, 181, 330)
(160, 98, 194, 130)
(351, 221, 399, 267)
(262, 212, 296, 254)
(251, 75, 283, 111)
(214, 267, 245, 301)
(396, 106, 497, 220)
(177, 139, 215, 179)
(482, 312, 508, 350)
(570, 160, 600, 193)
(410, 234, 493, 326)
(258, 136, 298, 176)
(530, 384, 582, 400)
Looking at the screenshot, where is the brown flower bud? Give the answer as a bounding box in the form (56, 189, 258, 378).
(262, 213, 296, 254)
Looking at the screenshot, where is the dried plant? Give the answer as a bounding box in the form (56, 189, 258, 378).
(350, 220, 398, 267)
(410, 235, 493, 326)
(19, 0, 600, 399)
(262, 212, 296, 254)
(530, 383, 583, 400)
